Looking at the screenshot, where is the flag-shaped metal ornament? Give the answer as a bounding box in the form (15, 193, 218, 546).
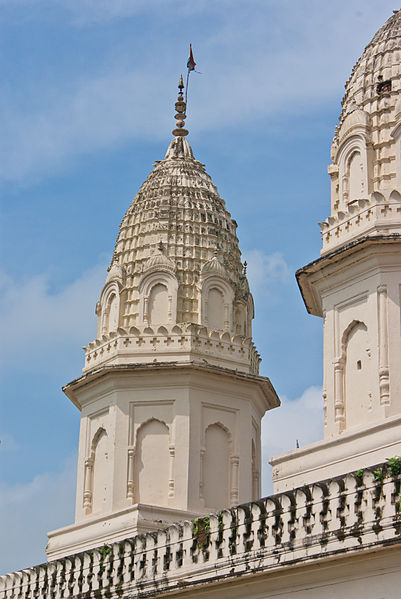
(187, 44, 196, 71)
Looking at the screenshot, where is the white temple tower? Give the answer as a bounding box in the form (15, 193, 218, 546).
(271, 10, 401, 492)
(46, 78, 279, 560)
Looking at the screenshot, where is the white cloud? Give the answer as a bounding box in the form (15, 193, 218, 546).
(0, 2, 396, 182)
(0, 433, 19, 452)
(261, 385, 323, 496)
(0, 264, 105, 371)
(0, 456, 76, 575)
(244, 249, 290, 296)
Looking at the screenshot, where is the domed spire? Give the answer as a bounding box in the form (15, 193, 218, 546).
(172, 75, 189, 137)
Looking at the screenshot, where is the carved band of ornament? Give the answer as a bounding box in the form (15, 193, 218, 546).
(322, 196, 401, 244)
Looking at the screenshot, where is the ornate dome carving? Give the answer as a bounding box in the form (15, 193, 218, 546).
(341, 10, 401, 123)
(109, 134, 246, 328)
(321, 11, 401, 255)
(143, 249, 175, 274)
(201, 254, 227, 278)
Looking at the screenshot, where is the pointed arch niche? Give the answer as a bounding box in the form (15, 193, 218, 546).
(201, 422, 233, 509)
(335, 111, 371, 208)
(333, 320, 371, 433)
(138, 271, 178, 326)
(98, 281, 122, 336)
(82, 427, 110, 515)
(131, 418, 170, 506)
(201, 276, 234, 332)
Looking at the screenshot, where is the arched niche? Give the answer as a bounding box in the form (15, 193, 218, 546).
(83, 427, 110, 515)
(148, 283, 169, 325)
(203, 423, 231, 509)
(343, 321, 371, 430)
(335, 134, 370, 207)
(98, 280, 122, 336)
(138, 271, 178, 326)
(234, 301, 247, 336)
(134, 419, 170, 506)
(201, 275, 234, 332)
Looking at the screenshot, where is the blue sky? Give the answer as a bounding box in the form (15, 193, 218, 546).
(0, 0, 397, 574)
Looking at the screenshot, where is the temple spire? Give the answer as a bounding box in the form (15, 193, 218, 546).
(172, 74, 188, 137)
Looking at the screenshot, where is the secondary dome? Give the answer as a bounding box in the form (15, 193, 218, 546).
(321, 10, 401, 256)
(341, 9, 401, 122)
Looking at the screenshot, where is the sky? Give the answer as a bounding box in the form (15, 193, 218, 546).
(0, 0, 398, 575)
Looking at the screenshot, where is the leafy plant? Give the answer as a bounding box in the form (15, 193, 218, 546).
(373, 469, 385, 482)
(193, 517, 210, 549)
(387, 457, 401, 477)
(99, 544, 112, 559)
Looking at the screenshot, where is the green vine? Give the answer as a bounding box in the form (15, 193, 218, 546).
(387, 456, 401, 477)
(99, 544, 112, 560)
(193, 517, 210, 549)
(373, 468, 385, 482)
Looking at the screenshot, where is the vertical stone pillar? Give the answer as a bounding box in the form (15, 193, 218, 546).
(378, 285, 390, 405)
(127, 448, 135, 503)
(230, 456, 240, 505)
(334, 359, 345, 432)
(168, 445, 175, 498)
(83, 456, 94, 514)
(199, 448, 205, 506)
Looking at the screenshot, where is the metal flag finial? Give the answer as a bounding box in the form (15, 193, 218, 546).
(172, 74, 189, 137)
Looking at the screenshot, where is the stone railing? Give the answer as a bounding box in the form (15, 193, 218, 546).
(320, 194, 401, 254)
(1, 464, 401, 598)
(83, 323, 261, 375)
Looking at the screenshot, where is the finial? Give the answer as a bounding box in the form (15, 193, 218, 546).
(172, 74, 189, 137)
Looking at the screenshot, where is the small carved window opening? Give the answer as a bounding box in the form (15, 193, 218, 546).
(377, 77, 391, 95)
(357, 360, 362, 370)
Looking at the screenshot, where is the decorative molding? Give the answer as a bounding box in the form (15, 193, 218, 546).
(83, 323, 260, 375)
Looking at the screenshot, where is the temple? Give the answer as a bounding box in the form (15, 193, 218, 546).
(2, 10, 401, 599)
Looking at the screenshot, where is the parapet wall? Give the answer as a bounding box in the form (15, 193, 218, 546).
(1, 464, 401, 598)
(83, 323, 261, 375)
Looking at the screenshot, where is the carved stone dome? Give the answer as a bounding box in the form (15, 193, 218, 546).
(321, 11, 401, 256)
(341, 10, 401, 123)
(109, 134, 246, 329)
